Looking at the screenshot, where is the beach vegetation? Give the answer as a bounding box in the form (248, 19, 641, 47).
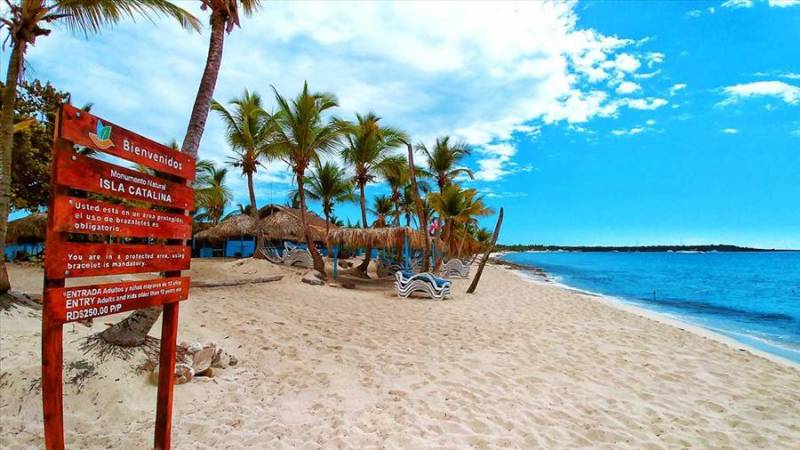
(265, 81, 348, 277)
(340, 112, 407, 276)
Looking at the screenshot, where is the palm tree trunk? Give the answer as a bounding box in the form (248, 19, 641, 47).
(99, 306, 162, 346)
(405, 143, 430, 272)
(433, 219, 452, 272)
(467, 208, 503, 294)
(297, 170, 326, 276)
(457, 228, 467, 259)
(180, 10, 226, 158)
(102, 11, 226, 346)
(0, 40, 26, 295)
(392, 189, 401, 226)
(247, 171, 265, 258)
(356, 182, 371, 275)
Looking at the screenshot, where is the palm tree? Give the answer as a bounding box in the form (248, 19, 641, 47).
(427, 185, 492, 265)
(376, 155, 409, 226)
(0, 1, 200, 295)
(341, 113, 406, 275)
(266, 81, 347, 277)
(100, 1, 261, 348)
(193, 159, 232, 225)
(417, 136, 473, 193)
(299, 161, 354, 234)
(369, 195, 394, 228)
(212, 89, 271, 253)
(180, 0, 261, 158)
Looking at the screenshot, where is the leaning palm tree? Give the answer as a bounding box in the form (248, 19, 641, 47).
(181, 0, 261, 158)
(341, 113, 406, 276)
(0, 1, 200, 295)
(266, 81, 347, 277)
(299, 161, 355, 234)
(212, 89, 271, 253)
(193, 159, 232, 225)
(100, 0, 261, 348)
(417, 136, 473, 193)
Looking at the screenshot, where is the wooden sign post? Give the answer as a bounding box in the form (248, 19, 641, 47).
(42, 104, 196, 449)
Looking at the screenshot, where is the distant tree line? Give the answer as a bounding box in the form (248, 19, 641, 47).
(494, 244, 786, 252)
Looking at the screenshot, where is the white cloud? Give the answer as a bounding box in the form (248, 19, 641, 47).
(612, 53, 641, 73)
(687, 9, 704, 17)
(616, 81, 641, 94)
(473, 142, 534, 182)
(611, 127, 645, 136)
(622, 98, 669, 110)
(722, 0, 753, 8)
(781, 72, 800, 79)
(769, 0, 800, 7)
(719, 81, 800, 106)
(646, 119, 656, 125)
(635, 70, 661, 79)
(670, 83, 687, 95)
(646, 52, 665, 68)
(25, 1, 664, 190)
(721, 128, 740, 134)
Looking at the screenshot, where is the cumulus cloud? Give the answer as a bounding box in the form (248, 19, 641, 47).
(611, 127, 646, 136)
(24, 1, 664, 197)
(616, 81, 641, 94)
(721, 128, 740, 134)
(670, 83, 687, 95)
(622, 98, 669, 110)
(472, 142, 534, 182)
(722, 0, 753, 8)
(719, 81, 800, 106)
(768, 0, 800, 7)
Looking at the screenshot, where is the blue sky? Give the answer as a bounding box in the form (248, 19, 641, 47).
(5, 0, 800, 248)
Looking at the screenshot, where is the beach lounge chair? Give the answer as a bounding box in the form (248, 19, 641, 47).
(394, 270, 452, 300)
(281, 242, 313, 268)
(440, 259, 471, 278)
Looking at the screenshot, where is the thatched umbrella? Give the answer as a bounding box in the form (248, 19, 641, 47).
(258, 206, 329, 242)
(7, 212, 46, 244)
(194, 214, 257, 242)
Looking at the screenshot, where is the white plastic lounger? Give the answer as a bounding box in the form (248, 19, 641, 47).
(440, 259, 471, 278)
(394, 271, 452, 300)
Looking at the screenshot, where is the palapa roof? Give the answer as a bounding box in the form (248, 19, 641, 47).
(7, 212, 47, 243)
(327, 226, 443, 251)
(258, 205, 329, 242)
(194, 214, 257, 241)
(194, 204, 330, 242)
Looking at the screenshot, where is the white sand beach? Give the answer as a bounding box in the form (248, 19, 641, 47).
(2, 258, 799, 449)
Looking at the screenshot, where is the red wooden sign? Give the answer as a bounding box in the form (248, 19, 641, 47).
(51, 196, 191, 240)
(46, 242, 191, 279)
(59, 103, 196, 180)
(43, 104, 194, 449)
(45, 277, 189, 324)
(53, 149, 193, 210)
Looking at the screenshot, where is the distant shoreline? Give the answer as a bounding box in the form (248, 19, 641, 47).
(495, 244, 798, 252)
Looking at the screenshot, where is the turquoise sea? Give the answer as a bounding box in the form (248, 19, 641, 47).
(501, 251, 800, 364)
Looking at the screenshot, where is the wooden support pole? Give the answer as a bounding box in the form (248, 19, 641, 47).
(41, 312, 64, 450)
(154, 301, 179, 450)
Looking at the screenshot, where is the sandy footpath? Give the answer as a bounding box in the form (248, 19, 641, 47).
(1, 258, 799, 449)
